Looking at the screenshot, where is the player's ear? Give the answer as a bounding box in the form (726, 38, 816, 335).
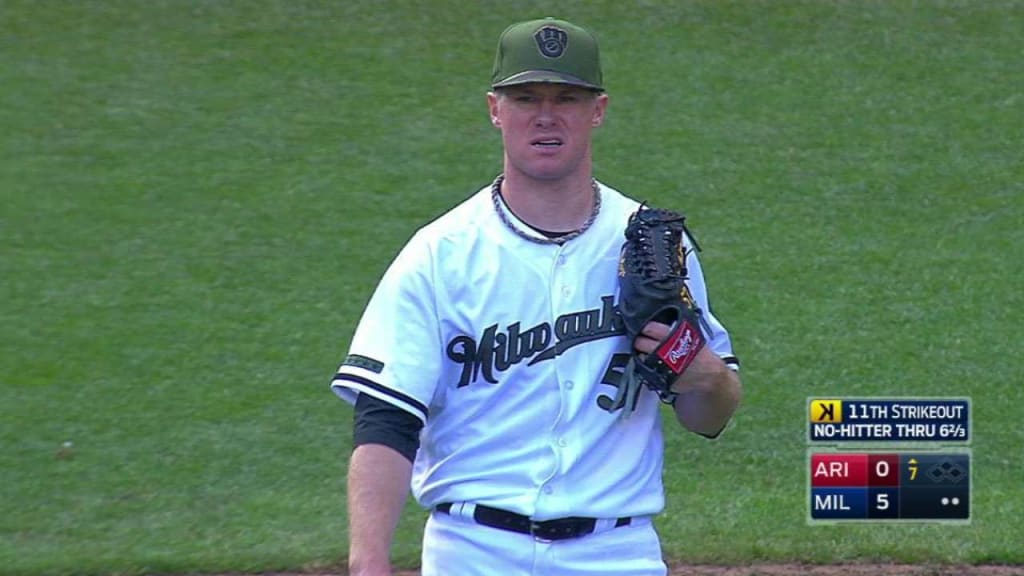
(591, 93, 609, 127)
(487, 91, 501, 127)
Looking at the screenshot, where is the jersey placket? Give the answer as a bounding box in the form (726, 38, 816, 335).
(535, 243, 579, 513)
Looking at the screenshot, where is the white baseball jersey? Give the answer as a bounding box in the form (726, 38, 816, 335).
(332, 180, 737, 521)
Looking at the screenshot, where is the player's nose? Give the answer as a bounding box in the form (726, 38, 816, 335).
(534, 106, 556, 127)
(534, 98, 557, 125)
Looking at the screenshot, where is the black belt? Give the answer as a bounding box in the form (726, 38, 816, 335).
(435, 503, 631, 541)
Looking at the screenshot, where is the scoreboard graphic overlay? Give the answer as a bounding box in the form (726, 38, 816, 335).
(807, 397, 971, 524)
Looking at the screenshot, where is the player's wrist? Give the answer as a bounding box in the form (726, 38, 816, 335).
(670, 348, 729, 393)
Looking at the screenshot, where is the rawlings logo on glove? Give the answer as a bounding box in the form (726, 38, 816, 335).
(614, 204, 706, 416)
(659, 322, 702, 370)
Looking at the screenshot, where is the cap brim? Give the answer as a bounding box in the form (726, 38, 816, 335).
(492, 70, 602, 91)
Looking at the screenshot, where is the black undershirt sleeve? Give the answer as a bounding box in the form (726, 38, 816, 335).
(353, 393, 423, 463)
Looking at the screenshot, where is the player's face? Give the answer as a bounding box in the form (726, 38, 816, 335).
(488, 84, 608, 183)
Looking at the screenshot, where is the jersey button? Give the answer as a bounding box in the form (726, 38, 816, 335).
(561, 286, 572, 298)
(565, 381, 574, 390)
(558, 438, 568, 447)
(557, 255, 567, 266)
(544, 486, 554, 494)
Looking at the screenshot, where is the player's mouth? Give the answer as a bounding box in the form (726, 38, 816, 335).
(531, 137, 563, 149)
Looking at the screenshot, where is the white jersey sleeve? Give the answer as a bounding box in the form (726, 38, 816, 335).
(331, 234, 439, 423)
(684, 236, 740, 371)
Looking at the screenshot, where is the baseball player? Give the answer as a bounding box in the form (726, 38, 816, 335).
(332, 18, 742, 576)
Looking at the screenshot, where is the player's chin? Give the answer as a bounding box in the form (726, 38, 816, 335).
(517, 158, 579, 181)
(524, 149, 567, 169)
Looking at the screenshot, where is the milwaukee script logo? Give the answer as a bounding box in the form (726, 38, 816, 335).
(446, 295, 625, 387)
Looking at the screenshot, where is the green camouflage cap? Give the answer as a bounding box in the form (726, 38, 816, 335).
(491, 18, 603, 91)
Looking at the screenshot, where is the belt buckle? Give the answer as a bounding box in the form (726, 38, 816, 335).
(529, 520, 553, 543)
(530, 518, 586, 542)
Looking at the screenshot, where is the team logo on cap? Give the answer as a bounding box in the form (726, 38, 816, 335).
(534, 26, 568, 58)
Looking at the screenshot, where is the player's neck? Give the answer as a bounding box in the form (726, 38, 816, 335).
(499, 171, 598, 233)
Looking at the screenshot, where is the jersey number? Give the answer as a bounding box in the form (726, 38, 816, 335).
(596, 353, 634, 412)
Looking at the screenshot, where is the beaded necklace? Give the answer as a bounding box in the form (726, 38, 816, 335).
(490, 174, 602, 246)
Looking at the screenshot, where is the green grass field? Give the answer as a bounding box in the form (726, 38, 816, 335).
(2, 1, 1022, 574)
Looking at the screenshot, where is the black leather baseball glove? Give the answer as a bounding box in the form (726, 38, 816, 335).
(615, 204, 706, 416)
